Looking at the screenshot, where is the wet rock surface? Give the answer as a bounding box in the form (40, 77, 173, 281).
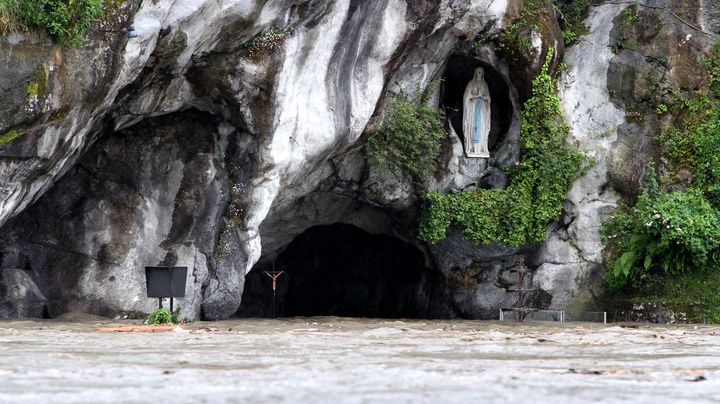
(0, 111, 231, 319)
(0, 318, 718, 402)
(1, 0, 718, 321)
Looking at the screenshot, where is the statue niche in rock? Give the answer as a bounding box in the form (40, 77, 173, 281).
(463, 67, 491, 158)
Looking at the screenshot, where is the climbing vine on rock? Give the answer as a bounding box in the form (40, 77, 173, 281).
(553, 0, 592, 45)
(367, 85, 446, 187)
(497, 0, 544, 63)
(420, 50, 583, 246)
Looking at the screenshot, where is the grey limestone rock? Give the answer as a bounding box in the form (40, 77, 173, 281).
(1, 0, 707, 320)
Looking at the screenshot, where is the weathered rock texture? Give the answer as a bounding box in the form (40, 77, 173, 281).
(0, 0, 717, 320)
(1, 111, 228, 318)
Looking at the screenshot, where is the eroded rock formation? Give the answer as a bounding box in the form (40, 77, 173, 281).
(0, 0, 717, 320)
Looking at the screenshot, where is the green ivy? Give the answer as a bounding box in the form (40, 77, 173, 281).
(497, 0, 546, 63)
(609, 6, 639, 54)
(703, 37, 720, 96)
(553, 0, 591, 46)
(420, 51, 583, 246)
(367, 85, 446, 187)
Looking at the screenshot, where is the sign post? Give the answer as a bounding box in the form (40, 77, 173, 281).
(145, 266, 188, 312)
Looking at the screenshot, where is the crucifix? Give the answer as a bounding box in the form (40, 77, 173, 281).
(264, 269, 285, 319)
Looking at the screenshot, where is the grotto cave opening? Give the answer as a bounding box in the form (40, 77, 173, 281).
(237, 224, 453, 319)
(442, 55, 513, 155)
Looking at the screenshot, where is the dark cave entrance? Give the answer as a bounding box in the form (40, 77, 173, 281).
(237, 224, 452, 319)
(441, 54, 514, 154)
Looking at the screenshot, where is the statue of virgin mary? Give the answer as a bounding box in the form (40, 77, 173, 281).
(462, 67, 491, 158)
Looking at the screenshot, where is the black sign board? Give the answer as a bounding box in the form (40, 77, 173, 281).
(145, 266, 188, 298)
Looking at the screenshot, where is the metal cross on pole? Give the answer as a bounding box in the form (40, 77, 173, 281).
(505, 258, 537, 322)
(264, 270, 285, 319)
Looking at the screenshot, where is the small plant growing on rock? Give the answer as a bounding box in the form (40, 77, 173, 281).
(0, 130, 20, 147)
(146, 307, 182, 325)
(242, 26, 291, 61)
(553, 0, 591, 46)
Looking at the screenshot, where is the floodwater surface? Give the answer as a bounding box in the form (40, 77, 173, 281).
(0, 317, 718, 403)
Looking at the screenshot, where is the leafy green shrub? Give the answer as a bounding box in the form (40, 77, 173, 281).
(608, 37, 720, 316)
(146, 307, 181, 325)
(0, 0, 103, 45)
(22, 0, 103, 45)
(147, 308, 173, 325)
(602, 164, 720, 293)
(420, 51, 583, 246)
(0, 0, 23, 34)
(367, 87, 446, 187)
(691, 107, 720, 207)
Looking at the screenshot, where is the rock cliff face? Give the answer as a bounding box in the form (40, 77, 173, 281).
(0, 0, 717, 320)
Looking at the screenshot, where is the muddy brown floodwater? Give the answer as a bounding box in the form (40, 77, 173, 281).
(0, 317, 718, 403)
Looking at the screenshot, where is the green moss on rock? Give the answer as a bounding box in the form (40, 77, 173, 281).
(0, 130, 20, 146)
(26, 82, 39, 97)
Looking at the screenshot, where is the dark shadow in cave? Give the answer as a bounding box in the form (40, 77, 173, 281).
(441, 54, 513, 154)
(237, 224, 453, 319)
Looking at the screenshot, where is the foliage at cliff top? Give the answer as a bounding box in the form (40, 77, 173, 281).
(420, 50, 583, 246)
(496, 0, 591, 66)
(0, 0, 104, 46)
(553, 0, 591, 45)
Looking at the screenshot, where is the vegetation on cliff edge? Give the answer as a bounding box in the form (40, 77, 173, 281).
(0, 0, 105, 46)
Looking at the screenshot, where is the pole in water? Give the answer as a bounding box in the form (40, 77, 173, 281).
(264, 270, 285, 319)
